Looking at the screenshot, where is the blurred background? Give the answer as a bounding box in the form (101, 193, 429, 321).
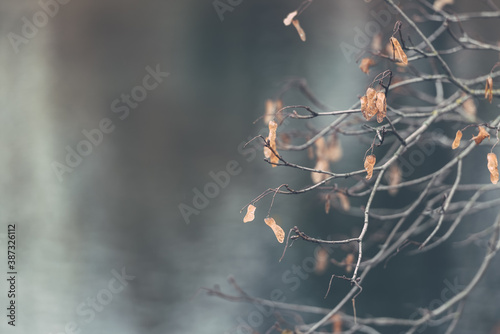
(0, 0, 499, 333)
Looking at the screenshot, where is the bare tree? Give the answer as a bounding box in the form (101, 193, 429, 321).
(205, 1, 500, 333)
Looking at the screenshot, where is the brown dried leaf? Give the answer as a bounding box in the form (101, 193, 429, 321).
(363, 88, 378, 121)
(387, 163, 401, 196)
(292, 19, 306, 42)
(243, 204, 256, 223)
(331, 314, 342, 334)
(264, 99, 275, 125)
(360, 95, 368, 115)
(315, 136, 327, 159)
(326, 134, 343, 163)
(487, 153, 499, 184)
(264, 217, 285, 243)
(283, 10, 298, 26)
(268, 120, 280, 166)
(433, 0, 454, 11)
(390, 37, 408, 65)
(452, 130, 462, 149)
(263, 137, 272, 158)
(485, 76, 493, 103)
(462, 97, 476, 120)
(311, 159, 330, 184)
(315, 248, 329, 274)
(472, 126, 490, 145)
(376, 91, 387, 123)
(345, 253, 355, 272)
(336, 193, 350, 212)
(364, 154, 376, 180)
(359, 58, 375, 74)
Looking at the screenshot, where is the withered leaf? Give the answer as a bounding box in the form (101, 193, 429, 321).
(264, 217, 285, 243)
(311, 159, 330, 184)
(472, 126, 490, 145)
(376, 91, 387, 123)
(314, 247, 329, 274)
(243, 204, 256, 223)
(264, 99, 276, 125)
(345, 253, 355, 272)
(485, 76, 493, 103)
(364, 154, 376, 180)
(292, 19, 306, 42)
(283, 10, 298, 26)
(332, 314, 343, 334)
(487, 153, 499, 184)
(268, 120, 280, 166)
(452, 130, 462, 149)
(326, 134, 343, 163)
(390, 37, 408, 65)
(387, 163, 401, 196)
(359, 58, 375, 74)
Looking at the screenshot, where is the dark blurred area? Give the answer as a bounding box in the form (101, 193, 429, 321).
(0, 1, 499, 334)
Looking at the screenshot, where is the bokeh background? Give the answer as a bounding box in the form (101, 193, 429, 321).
(0, 0, 499, 333)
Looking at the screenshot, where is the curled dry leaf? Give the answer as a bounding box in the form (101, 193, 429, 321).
(387, 163, 401, 196)
(376, 91, 387, 123)
(264, 217, 285, 243)
(267, 120, 280, 166)
(345, 253, 355, 272)
(433, 0, 454, 11)
(314, 248, 329, 274)
(364, 154, 376, 180)
(331, 314, 342, 334)
(471, 126, 490, 145)
(485, 76, 493, 103)
(326, 134, 343, 163)
(487, 153, 499, 184)
(361, 87, 379, 121)
(359, 58, 375, 74)
(283, 10, 298, 26)
(243, 204, 256, 223)
(390, 37, 408, 65)
(292, 19, 306, 42)
(452, 130, 462, 149)
(311, 159, 330, 184)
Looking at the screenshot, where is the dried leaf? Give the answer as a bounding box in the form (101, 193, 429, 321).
(264, 99, 275, 125)
(283, 10, 298, 26)
(324, 194, 331, 214)
(487, 153, 499, 184)
(264, 217, 285, 243)
(485, 76, 493, 103)
(275, 99, 284, 122)
(315, 136, 327, 159)
(243, 204, 256, 223)
(326, 134, 343, 163)
(359, 58, 375, 74)
(336, 193, 350, 211)
(263, 137, 272, 159)
(311, 159, 330, 184)
(433, 0, 454, 11)
(376, 91, 387, 123)
(452, 130, 462, 149)
(371, 33, 382, 52)
(390, 37, 408, 65)
(331, 314, 342, 334)
(471, 126, 490, 145)
(292, 19, 306, 42)
(364, 154, 376, 180)
(267, 120, 280, 166)
(360, 95, 368, 115)
(345, 253, 355, 272)
(361, 88, 378, 121)
(462, 97, 476, 120)
(314, 248, 329, 274)
(387, 163, 401, 196)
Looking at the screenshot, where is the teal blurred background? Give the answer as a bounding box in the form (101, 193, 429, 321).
(0, 1, 499, 333)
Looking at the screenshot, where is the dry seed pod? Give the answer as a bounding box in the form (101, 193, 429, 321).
(487, 153, 499, 184)
(314, 248, 329, 274)
(387, 163, 402, 196)
(472, 126, 490, 145)
(433, 0, 454, 11)
(390, 37, 408, 65)
(376, 91, 387, 123)
(283, 10, 298, 26)
(264, 217, 285, 243)
(243, 204, 256, 223)
(359, 58, 375, 74)
(485, 76, 493, 103)
(268, 120, 280, 166)
(291, 19, 306, 42)
(452, 130, 462, 149)
(311, 159, 330, 184)
(364, 154, 376, 180)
